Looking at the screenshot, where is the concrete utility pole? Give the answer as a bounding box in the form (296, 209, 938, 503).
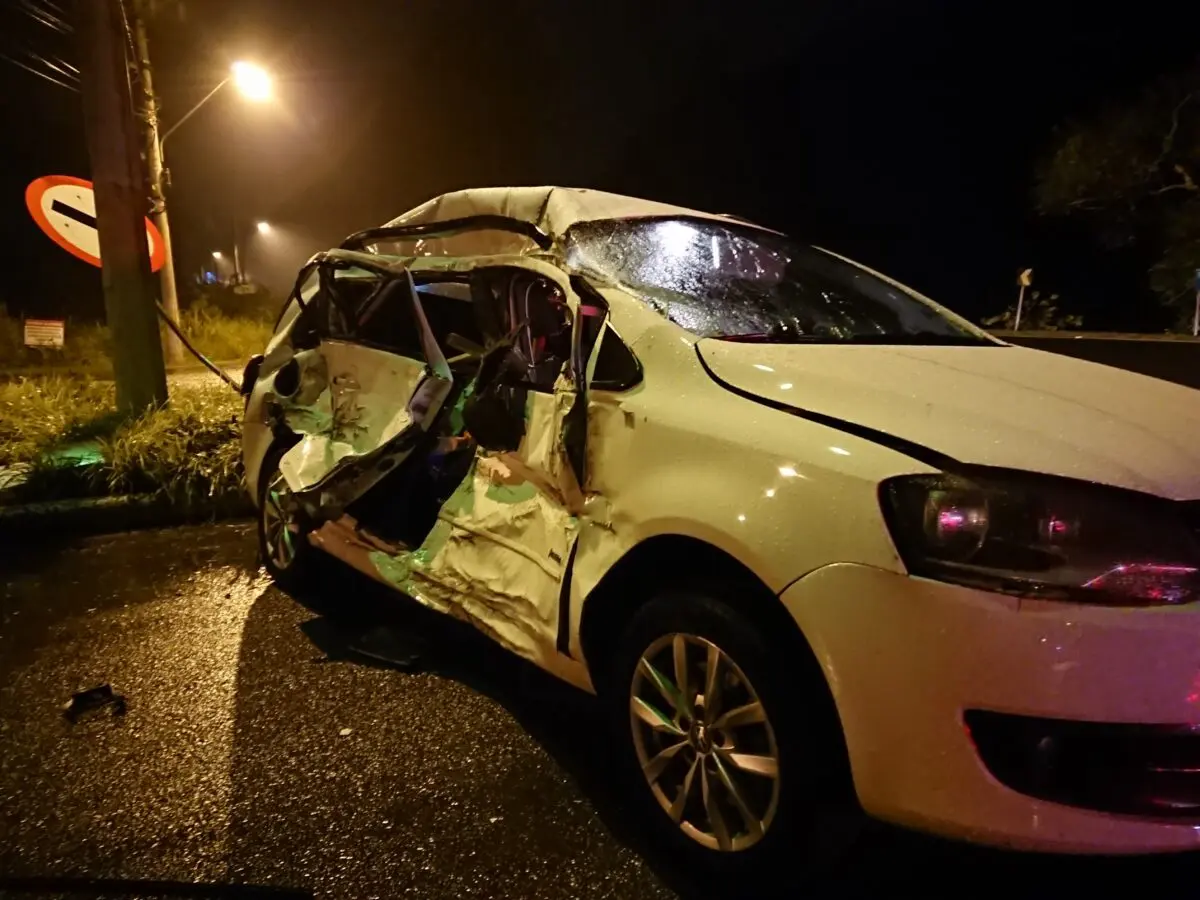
(131, 0, 183, 364)
(76, 0, 168, 414)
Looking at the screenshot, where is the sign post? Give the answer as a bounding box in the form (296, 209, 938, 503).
(1193, 269, 1200, 338)
(1015, 268, 1033, 331)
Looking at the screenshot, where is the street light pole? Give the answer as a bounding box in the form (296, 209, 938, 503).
(132, 3, 182, 363)
(129, 6, 272, 363)
(233, 228, 243, 284)
(159, 79, 229, 148)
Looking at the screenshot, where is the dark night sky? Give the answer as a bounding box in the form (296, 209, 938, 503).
(3, 0, 1200, 329)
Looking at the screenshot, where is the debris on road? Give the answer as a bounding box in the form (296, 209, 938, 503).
(339, 727, 353, 737)
(347, 624, 425, 671)
(62, 683, 126, 722)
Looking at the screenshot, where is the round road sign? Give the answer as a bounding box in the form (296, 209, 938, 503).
(25, 175, 165, 272)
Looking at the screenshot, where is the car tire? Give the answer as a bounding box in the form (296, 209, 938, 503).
(256, 443, 316, 591)
(608, 589, 861, 889)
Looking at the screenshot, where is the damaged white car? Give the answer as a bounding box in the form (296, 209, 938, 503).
(242, 187, 1200, 877)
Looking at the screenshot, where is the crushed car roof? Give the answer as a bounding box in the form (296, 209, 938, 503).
(379, 186, 762, 240)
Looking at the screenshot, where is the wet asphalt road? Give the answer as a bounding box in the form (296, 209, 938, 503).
(3, 523, 1200, 899)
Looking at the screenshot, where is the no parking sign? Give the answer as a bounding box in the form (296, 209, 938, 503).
(25, 175, 165, 272)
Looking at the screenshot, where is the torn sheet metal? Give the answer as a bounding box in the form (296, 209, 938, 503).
(499, 379, 584, 514)
(279, 266, 454, 500)
(314, 454, 578, 667)
(276, 248, 614, 679)
(359, 420, 582, 667)
(279, 344, 428, 492)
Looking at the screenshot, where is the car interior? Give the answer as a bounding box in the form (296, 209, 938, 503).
(335, 265, 577, 549)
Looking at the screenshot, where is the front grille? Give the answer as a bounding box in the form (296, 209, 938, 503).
(966, 710, 1200, 819)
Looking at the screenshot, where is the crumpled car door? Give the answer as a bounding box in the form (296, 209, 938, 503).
(367, 265, 609, 661)
(279, 264, 452, 517)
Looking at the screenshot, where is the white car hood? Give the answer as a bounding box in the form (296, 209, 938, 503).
(697, 339, 1200, 500)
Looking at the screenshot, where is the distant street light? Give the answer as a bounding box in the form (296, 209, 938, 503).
(212, 250, 223, 260)
(143, 56, 275, 362)
(256, 220, 272, 235)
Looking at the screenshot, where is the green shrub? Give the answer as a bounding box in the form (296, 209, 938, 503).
(0, 311, 112, 373)
(0, 306, 271, 376)
(0, 376, 244, 506)
(0, 309, 24, 365)
(0, 377, 116, 466)
(99, 382, 243, 502)
(187, 283, 278, 320)
(173, 306, 272, 363)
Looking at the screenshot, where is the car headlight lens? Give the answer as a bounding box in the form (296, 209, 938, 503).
(881, 472, 1200, 605)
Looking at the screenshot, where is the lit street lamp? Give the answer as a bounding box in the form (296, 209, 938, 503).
(160, 61, 273, 148)
(138, 49, 274, 362)
(231, 62, 272, 102)
(212, 219, 273, 285)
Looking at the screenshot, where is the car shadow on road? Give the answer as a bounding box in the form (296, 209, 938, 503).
(233, 566, 1200, 899)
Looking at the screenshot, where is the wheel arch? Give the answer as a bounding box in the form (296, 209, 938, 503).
(579, 532, 856, 806)
(579, 533, 830, 704)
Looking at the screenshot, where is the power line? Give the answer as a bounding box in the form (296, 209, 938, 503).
(18, 0, 73, 35)
(1, 0, 78, 92)
(0, 50, 77, 92)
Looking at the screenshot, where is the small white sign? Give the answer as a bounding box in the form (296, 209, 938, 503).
(24, 318, 65, 349)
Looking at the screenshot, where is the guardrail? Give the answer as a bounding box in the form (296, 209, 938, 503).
(994, 332, 1200, 390)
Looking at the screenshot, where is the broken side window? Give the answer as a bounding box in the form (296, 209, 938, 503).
(415, 279, 485, 353)
(455, 267, 573, 452)
(467, 268, 572, 393)
(353, 276, 426, 361)
(589, 323, 643, 392)
(508, 272, 572, 392)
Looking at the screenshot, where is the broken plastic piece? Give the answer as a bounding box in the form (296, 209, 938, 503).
(62, 683, 126, 722)
(347, 624, 426, 671)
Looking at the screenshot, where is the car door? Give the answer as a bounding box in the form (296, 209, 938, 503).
(398, 264, 608, 661)
(274, 254, 452, 516)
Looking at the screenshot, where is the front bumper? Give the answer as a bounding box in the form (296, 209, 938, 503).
(780, 563, 1200, 853)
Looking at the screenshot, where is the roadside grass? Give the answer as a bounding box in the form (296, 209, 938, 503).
(0, 377, 116, 467)
(0, 376, 245, 506)
(171, 303, 273, 362)
(0, 308, 271, 375)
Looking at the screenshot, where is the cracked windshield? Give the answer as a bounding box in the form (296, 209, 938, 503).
(3, 1, 1200, 899)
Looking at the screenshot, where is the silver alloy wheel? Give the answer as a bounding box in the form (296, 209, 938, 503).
(262, 469, 298, 571)
(630, 633, 781, 852)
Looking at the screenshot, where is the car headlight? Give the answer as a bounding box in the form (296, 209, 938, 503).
(880, 472, 1200, 606)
